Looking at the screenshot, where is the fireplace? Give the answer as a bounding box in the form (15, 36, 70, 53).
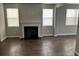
(24, 26, 38, 39)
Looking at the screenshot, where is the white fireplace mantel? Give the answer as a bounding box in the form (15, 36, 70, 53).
(21, 23, 42, 38)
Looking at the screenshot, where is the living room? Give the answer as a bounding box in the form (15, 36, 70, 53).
(0, 3, 79, 56)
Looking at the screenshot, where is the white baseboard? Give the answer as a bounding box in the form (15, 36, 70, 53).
(1, 36, 7, 42)
(55, 33, 77, 36)
(7, 35, 43, 39)
(38, 35, 43, 38)
(42, 34, 54, 37)
(74, 51, 79, 56)
(5, 33, 77, 39)
(7, 36, 21, 38)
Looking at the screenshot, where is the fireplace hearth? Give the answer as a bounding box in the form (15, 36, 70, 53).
(24, 26, 38, 39)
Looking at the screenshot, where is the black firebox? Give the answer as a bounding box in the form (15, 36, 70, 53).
(24, 26, 38, 39)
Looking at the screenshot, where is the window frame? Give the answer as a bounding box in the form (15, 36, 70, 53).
(6, 8, 19, 27)
(42, 8, 53, 26)
(66, 9, 79, 26)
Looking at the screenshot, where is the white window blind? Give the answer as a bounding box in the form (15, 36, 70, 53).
(43, 9, 53, 26)
(66, 9, 79, 25)
(6, 8, 19, 27)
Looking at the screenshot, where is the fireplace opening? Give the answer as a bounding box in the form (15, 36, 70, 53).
(24, 26, 38, 39)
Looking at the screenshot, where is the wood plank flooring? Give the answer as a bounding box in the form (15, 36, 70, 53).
(0, 36, 77, 56)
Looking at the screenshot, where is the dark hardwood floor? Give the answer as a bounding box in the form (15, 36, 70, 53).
(0, 36, 77, 56)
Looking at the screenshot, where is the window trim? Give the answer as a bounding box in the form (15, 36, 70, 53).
(6, 8, 19, 27)
(66, 9, 78, 26)
(42, 8, 53, 26)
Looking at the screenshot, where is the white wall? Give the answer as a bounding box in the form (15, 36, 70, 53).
(75, 10, 79, 55)
(55, 4, 78, 36)
(19, 3, 42, 37)
(42, 4, 55, 36)
(4, 3, 42, 38)
(71, 4, 79, 55)
(4, 3, 21, 37)
(19, 4, 42, 23)
(4, 3, 55, 37)
(4, 3, 79, 38)
(0, 3, 6, 41)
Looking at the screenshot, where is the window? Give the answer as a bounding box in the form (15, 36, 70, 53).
(6, 8, 19, 27)
(43, 9, 53, 26)
(66, 9, 79, 25)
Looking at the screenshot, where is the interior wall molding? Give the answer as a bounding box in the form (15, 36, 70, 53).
(74, 51, 79, 56)
(7, 36, 21, 38)
(42, 34, 54, 37)
(55, 33, 77, 36)
(0, 36, 7, 42)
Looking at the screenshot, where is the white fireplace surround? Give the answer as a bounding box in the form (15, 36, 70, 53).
(22, 23, 42, 38)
